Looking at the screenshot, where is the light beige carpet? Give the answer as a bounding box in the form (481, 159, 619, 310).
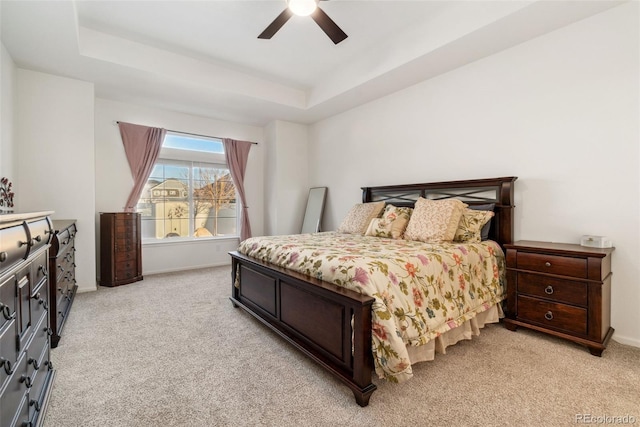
(44, 266, 639, 427)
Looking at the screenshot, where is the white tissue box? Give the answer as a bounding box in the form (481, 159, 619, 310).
(580, 235, 612, 248)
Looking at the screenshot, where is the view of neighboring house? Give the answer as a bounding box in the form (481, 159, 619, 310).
(138, 175, 237, 240)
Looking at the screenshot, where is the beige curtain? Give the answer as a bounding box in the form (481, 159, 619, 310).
(118, 122, 166, 212)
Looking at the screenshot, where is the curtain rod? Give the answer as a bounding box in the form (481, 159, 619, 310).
(115, 121, 257, 145)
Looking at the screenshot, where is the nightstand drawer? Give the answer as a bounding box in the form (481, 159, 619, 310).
(517, 295, 587, 335)
(516, 252, 587, 278)
(517, 272, 587, 307)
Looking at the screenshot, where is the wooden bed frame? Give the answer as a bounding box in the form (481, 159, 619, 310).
(229, 177, 517, 406)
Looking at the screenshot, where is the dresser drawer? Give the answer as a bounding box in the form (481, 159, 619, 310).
(517, 295, 587, 335)
(115, 261, 138, 280)
(0, 318, 18, 390)
(115, 251, 137, 263)
(115, 221, 137, 236)
(0, 225, 29, 275)
(517, 272, 587, 307)
(57, 296, 70, 327)
(516, 252, 587, 278)
(28, 342, 50, 420)
(27, 219, 52, 254)
(26, 313, 49, 381)
(56, 288, 67, 311)
(31, 251, 48, 285)
(0, 354, 28, 427)
(56, 227, 71, 247)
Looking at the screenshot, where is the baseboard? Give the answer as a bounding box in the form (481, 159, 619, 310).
(611, 334, 640, 348)
(144, 261, 232, 276)
(77, 284, 98, 294)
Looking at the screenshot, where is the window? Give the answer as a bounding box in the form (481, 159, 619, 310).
(137, 133, 237, 241)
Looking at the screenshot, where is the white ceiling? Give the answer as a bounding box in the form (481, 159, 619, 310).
(0, 0, 625, 126)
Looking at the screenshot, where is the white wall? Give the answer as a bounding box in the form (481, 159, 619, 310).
(0, 42, 15, 181)
(309, 3, 639, 346)
(16, 69, 97, 293)
(94, 98, 265, 275)
(264, 120, 309, 236)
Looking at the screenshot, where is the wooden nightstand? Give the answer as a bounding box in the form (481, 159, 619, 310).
(503, 240, 614, 356)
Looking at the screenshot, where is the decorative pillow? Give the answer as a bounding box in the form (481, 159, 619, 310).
(454, 208, 495, 243)
(468, 203, 496, 241)
(365, 205, 413, 239)
(404, 198, 468, 243)
(337, 201, 385, 234)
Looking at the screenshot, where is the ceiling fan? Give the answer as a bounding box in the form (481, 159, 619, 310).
(258, 0, 348, 45)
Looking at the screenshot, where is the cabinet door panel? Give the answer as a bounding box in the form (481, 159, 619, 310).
(16, 274, 32, 351)
(0, 318, 18, 390)
(0, 275, 16, 331)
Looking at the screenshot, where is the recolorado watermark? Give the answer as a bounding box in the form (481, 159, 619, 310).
(575, 414, 637, 424)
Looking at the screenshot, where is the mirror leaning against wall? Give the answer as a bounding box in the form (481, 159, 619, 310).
(301, 187, 327, 234)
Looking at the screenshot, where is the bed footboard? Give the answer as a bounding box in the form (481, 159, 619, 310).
(229, 251, 377, 406)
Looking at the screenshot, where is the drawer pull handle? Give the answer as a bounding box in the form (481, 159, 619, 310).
(1, 305, 15, 320)
(545, 262, 551, 267)
(20, 375, 32, 388)
(544, 311, 554, 321)
(544, 286, 554, 295)
(0, 251, 7, 262)
(28, 358, 41, 370)
(45, 327, 53, 336)
(1, 358, 14, 375)
(38, 265, 47, 276)
(30, 399, 41, 412)
(45, 360, 54, 371)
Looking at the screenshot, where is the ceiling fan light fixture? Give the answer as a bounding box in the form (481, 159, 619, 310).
(287, 0, 318, 16)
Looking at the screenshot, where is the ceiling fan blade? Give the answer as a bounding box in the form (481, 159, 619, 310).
(258, 9, 294, 39)
(310, 7, 347, 44)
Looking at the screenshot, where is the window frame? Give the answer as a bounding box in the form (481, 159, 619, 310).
(138, 133, 239, 244)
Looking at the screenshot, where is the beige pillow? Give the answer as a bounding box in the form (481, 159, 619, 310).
(453, 208, 495, 243)
(365, 205, 413, 239)
(337, 201, 385, 234)
(404, 198, 468, 243)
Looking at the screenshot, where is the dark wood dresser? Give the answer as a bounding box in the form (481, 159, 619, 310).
(99, 212, 142, 287)
(0, 212, 56, 427)
(504, 240, 614, 356)
(49, 220, 77, 348)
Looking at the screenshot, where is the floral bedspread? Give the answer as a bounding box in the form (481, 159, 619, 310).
(238, 232, 505, 383)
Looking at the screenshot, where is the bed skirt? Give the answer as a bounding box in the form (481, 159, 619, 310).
(406, 303, 504, 364)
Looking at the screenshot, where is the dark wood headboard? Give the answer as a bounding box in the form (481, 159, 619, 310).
(361, 177, 517, 246)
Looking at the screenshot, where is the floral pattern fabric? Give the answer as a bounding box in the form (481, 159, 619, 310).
(365, 204, 413, 239)
(238, 232, 506, 383)
(453, 208, 495, 243)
